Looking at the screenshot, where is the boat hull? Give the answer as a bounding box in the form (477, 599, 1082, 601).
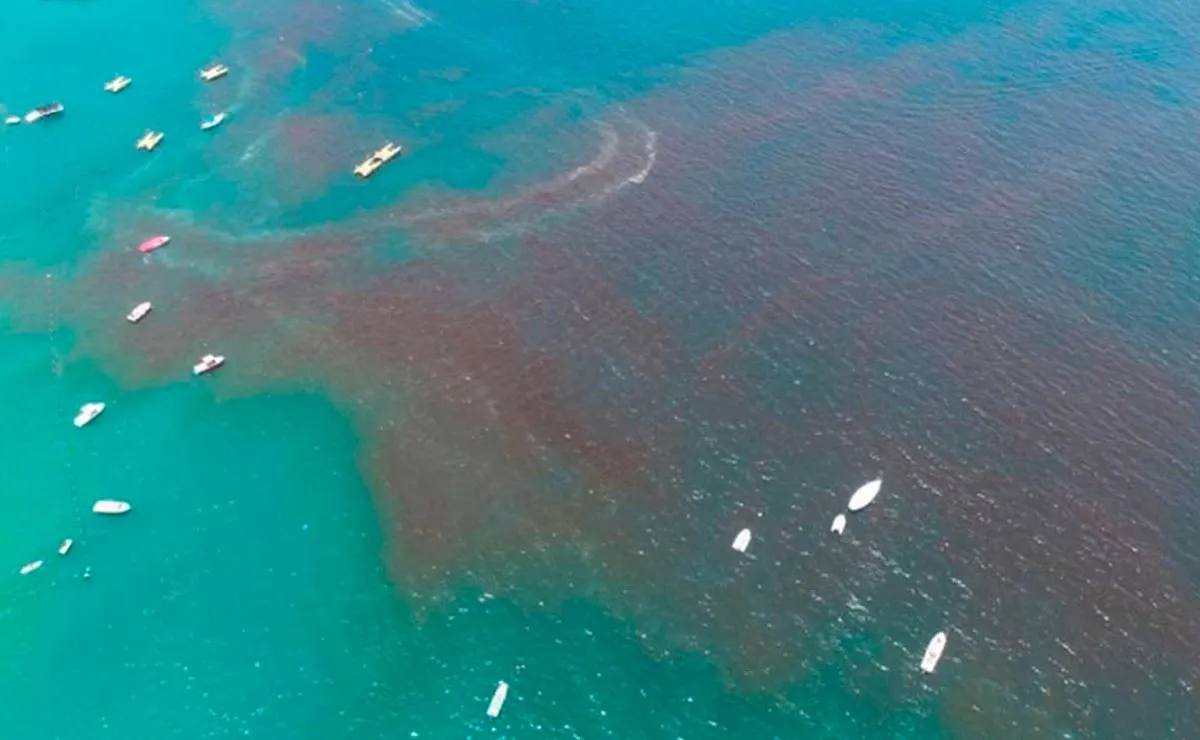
(847, 478, 882, 512)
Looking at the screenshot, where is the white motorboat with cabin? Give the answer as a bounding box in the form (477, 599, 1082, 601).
(193, 353, 225, 376)
(731, 528, 751, 553)
(93, 500, 131, 515)
(200, 63, 229, 81)
(847, 478, 882, 512)
(920, 631, 947, 673)
(19, 560, 43, 575)
(486, 681, 509, 718)
(58, 539, 73, 556)
(74, 402, 106, 428)
(126, 301, 152, 323)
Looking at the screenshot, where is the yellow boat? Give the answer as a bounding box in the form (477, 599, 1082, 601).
(199, 63, 229, 82)
(353, 142, 403, 178)
(104, 76, 132, 93)
(136, 130, 164, 151)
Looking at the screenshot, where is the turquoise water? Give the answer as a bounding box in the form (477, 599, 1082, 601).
(3, 0, 1200, 737)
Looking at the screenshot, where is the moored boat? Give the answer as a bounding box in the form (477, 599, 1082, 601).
(138, 235, 170, 253)
(92, 500, 131, 515)
(19, 560, 43, 575)
(920, 631, 948, 673)
(831, 513, 846, 535)
(731, 528, 751, 553)
(73, 402, 106, 428)
(24, 102, 64, 123)
(200, 112, 227, 131)
(126, 301, 152, 323)
(353, 141, 403, 178)
(199, 63, 229, 81)
(104, 75, 132, 93)
(486, 681, 509, 718)
(58, 539, 73, 556)
(193, 353, 225, 376)
(4, 115, 20, 125)
(136, 130, 164, 151)
(847, 478, 882, 512)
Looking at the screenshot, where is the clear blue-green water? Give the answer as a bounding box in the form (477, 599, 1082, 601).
(2, 0, 1200, 737)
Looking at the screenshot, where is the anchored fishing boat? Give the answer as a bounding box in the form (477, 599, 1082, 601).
(92, 500, 131, 515)
(920, 631, 948, 673)
(199, 63, 229, 81)
(24, 102, 64, 123)
(200, 112, 227, 131)
(126, 301, 152, 323)
(193, 353, 225, 376)
(73, 402, 105, 428)
(138, 235, 170, 253)
(353, 142, 402, 178)
(847, 478, 882, 512)
(136, 130, 164, 151)
(104, 76, 132, 93)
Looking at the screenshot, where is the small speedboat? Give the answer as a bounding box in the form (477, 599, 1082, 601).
(200, 112, 227, 131)
(92, 500, 131, 515)
(19, 560, 43, 575)
(731, 528, 751, 553)
(73, 402, 106, 428)
(920, 631, 947, 673)
(486, 681, 509, 718)
(4, 115, 20, 125)
(136, 130, 164, 151)
(193, 353, 225, 376)
(24, 102, 64, 123)
(831, 513, 846, 535)
(847, 478, 882, 512)
(138, 235, 170, 253)
(104, 76, 132, 93)
(58, 539, 73, 556)
(126, 301, 152, 323)
(199, 63, 229, 81)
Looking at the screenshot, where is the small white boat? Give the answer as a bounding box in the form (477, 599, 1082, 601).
(104, 75, 132, 93)
(731, 528, 751, 553)
(920, 631, 947, 673)
(92, 500, 131, 515)
(486, 681, 509, 718)
(192, 353, 225, 376)
(847, 478, 882, 512)
(830, 513, 846, 535)
(4, 115, 20, 125)
(24, 102, 64, 123)
(126, 301, 152, 323)
(199, 63, 230, 82)
(58, 539, 73, 556)
(19, 560, 43, 575)
(73, 402, 106, 428)
(200, 112, 227, 131)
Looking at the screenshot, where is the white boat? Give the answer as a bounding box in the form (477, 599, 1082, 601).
(126, 301, 152, 323)
(731, 528, 751, 553)
(200, 112, 227, 131)
(104, 75, 132, 93)
(58, 539, 73, 556)
(486, 681, 509, 718)
(192, 353, 225, 376)
(19, 560, 43, 575)
(92, 500, 131, 515)
(847, 478, 882, 512)
(830, 513, 846, 535)
(4, 115, 20, 125)
(73, 402, 106, 428)
(24, 102, 64, 123)
(199, 64, 230, 82)
(920, 631, 947, 673)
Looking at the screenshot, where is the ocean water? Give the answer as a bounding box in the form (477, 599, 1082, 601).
(2, 0, 1200, 737)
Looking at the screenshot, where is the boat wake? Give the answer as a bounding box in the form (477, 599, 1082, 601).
(386, 113, 658, 244)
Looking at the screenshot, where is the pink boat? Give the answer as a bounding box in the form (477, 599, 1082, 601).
(138, 235, 171, 253)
